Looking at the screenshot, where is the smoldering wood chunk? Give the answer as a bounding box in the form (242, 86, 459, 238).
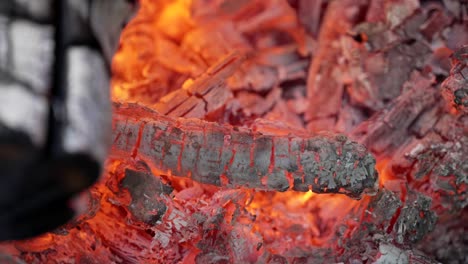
(235, 88, 281, 117)
(374, 243, 438, 264)
(344, 22, 432, 110)
(195, 252, 230, 264)
(442, 0, 468, 20)
(354, 42, 431, 110)
(444, 23, 468, 51)
(417, 212, 468, 264)
(121, 169, 173, 225)
(419, 4, 453, 42)
(352, 76, 439, 155)
(368, 189, 402, 228)
(390, 112, 467, 212)
(229, 64, 279, 93)
(305, 0, 368, 124)
(442, 45, 468, 114)
(409, 103, 442, 138)
(265, 254, 288, 264)
(393, 193, 437, 244)
(339, 189, 438, 263)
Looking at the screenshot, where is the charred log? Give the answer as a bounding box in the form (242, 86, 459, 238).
(111, 102, 378, 198)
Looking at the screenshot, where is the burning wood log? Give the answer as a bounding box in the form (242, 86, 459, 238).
(111, 102, 378, 198)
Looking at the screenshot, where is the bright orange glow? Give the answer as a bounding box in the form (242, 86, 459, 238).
(376, 158, 393, 187)
(0, 1, 398, 262)
(111, 0, 395, 255)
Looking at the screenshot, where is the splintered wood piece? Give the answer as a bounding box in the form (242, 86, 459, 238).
(111, 102, 378, 199)
(153, 52, 245, 118)
(351, 76, 439, 155)
(305, 0, 363, 122)
(351, 64, 467, 214)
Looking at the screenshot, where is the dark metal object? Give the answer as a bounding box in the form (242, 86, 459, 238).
(0, 0, 137, 240)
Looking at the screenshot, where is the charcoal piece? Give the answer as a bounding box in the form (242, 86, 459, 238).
(385, 0, 420, 29)
(352, 81, 439, 155)
(352, 22, 399, 52)
(417, 212, 468, 264)
(444, 23, 468, 51)
(305, 0, 358, 121)
(347, 42, 432, 110)
(441, 45, 468, 113)
(442, 0, 468, 20)
(374, 243, 410, 264)
(388, 109, 467, 213)
(374, 243, 438, 264)
(368, 189, 402, 229)
(121, 169, 173, 225)
(195, 252, 230, 264)
(265, 254, 288, 264)
(431, 135, 468, 210)
(419, 6, 452, 41)
(394, 193, 437, 244)
(409, 104, 442, 137)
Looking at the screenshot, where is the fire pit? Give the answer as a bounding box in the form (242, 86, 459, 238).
(1, 0, 467, 263)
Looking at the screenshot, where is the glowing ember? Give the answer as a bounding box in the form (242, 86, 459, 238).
(1, 0, 466, 263)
